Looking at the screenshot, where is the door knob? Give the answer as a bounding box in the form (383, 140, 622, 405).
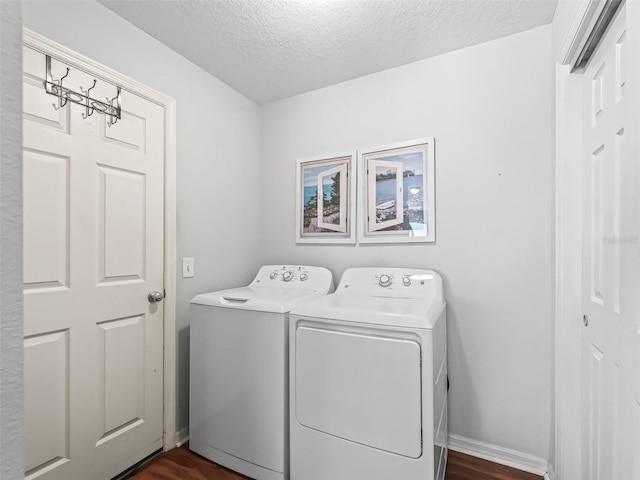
(148, 290, 165, 303)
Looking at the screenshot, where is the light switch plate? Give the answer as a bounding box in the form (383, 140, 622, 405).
(182, 257, 194, 278)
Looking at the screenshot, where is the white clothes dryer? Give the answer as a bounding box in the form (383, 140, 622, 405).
(189, 265, 334, 480)
(289, 267, 447, 480)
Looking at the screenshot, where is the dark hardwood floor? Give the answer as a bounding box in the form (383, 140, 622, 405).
(445, 451, 542, 480)
(126, 444, 543, 480)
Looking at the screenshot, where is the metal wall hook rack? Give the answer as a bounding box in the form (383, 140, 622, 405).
(44, 55, 122, 125)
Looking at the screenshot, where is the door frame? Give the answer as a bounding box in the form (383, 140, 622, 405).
(554, 1, 637, 478)
(22, 29, 178, 452)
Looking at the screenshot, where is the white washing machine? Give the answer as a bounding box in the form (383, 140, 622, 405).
(189, 265, 334, 480)
(289, 267, 447, 480)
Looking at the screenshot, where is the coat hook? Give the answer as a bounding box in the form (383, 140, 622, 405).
(51, 66, 70, 111)
(106, 96, 116, 126)
(86, 79, 97, 96)
(106, 87, 121, 127)
(81, 79, 97, 119)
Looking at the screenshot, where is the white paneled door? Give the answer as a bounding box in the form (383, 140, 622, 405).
(23, 47, 165, 480)
(581, 4, 639, 479)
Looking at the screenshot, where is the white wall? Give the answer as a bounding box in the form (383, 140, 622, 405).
(261, 25, 554, 459)
(0, 2, 24, 478)
(22, 0, 263, 433)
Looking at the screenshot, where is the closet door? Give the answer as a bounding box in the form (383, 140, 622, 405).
(580, 5, 639, 479)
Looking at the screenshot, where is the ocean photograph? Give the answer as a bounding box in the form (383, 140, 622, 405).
(301, 161, 345, 234)
(371, 150, 425, 231)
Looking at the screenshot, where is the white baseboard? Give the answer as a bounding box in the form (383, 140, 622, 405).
(544, 461, 556, 480)
(175, 427, 189, 448)
(448, 434, 548, 476)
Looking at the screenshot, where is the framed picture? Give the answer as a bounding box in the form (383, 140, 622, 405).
(358, 138, 435, 244)
(295, 152, 356, 244)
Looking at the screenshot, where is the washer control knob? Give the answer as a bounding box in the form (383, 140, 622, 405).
(283, 271, 293, 282)
(402, 276, 411, 286)
(300, 273, 308, 281)
(269, 271, 278, 279)
(379, 274, 392, 287)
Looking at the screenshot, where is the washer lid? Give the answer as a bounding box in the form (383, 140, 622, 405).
(290, 293, 444, 329)
(191, 286, 323, 313)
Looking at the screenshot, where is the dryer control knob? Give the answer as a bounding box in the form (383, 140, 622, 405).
(402, 276, 411, 286)
(269, 272, 278, 279)
(379, 274, 392, 287)
(283, 271, 293, 282)
(300, 273, 308, 281)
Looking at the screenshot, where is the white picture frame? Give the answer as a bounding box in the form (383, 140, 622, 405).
(295, 152, 357, 244)
(357, 138, 435, 244)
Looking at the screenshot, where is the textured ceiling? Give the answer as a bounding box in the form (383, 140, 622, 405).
(99, 0, 558, 104)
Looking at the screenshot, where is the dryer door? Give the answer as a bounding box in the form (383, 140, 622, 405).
(295, 326, 422, 458)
